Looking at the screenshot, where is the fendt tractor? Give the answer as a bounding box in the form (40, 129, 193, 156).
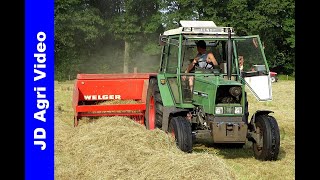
(72, 20, 280, 161)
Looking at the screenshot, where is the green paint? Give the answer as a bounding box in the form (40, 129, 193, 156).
(156, 73, 175, 106)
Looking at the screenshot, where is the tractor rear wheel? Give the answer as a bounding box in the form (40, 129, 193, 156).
(169, 116, 193, 153)
(253, 114, 280, 161)
(145, 78, 163, 130)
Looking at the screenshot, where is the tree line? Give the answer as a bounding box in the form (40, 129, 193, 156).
(55, 0, 295, 81)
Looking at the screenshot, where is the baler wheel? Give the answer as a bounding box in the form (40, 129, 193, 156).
(169, 116, 193, 153)
(253, 114, 280, 161)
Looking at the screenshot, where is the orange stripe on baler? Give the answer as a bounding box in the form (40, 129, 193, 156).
(77, 79, 145, 101)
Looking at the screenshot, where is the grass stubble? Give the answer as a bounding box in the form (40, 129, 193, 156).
(55, 80, 295, 180)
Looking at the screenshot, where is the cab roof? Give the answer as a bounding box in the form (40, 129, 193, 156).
(163, 20, 235, 36)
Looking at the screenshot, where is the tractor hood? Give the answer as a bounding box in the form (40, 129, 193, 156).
(192, 74, 244, 114)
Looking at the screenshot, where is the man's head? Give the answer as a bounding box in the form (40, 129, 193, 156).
(196, 40, 206, 53)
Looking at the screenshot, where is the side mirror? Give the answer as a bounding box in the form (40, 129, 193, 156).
(159, 34, 167, 46)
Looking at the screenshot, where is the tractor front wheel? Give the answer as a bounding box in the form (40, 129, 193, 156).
(252, 114, 280, 161)
(169, 116, 193, 153)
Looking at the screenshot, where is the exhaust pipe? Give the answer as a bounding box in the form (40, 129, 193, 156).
(227, 28, 232, 80)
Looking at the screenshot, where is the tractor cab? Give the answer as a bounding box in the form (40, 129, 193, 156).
(159, 20, 272, 105)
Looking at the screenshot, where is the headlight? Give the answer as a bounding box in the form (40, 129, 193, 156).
(215, 107, 223, 114)
(234, 107, 242, 114)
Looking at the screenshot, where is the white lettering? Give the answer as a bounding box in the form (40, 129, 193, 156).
(34, 128, 46, 150)
(34, 69, 46, 81)
(37, 42, 46, 53)
(83, 95, 122, 100)
(34, 32, 47, 82)
(34, 53, 46, 63)
(33, 32, 48, 151)
(34, 141, 46, 150)
(34, 109, 46, 122)
(34, 64, 46, 68)
(37, 99, 49, 110)
(34, 128, 46, 139)
(84, 95, 91, 100)
(34, 87, 46, 98)
(37, 31, 46, 42)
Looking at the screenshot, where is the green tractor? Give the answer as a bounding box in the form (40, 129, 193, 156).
(145, 20, 280, 161)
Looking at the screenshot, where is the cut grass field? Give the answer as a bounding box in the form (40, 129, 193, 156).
(55, 80, 294, 180)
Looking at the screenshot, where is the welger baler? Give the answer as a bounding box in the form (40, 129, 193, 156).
(72, 73, 156, 127)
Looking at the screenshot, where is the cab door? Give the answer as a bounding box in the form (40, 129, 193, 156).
(235, 36, 272, 101)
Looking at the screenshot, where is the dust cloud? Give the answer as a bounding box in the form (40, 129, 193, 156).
(78, 42, 161, 74)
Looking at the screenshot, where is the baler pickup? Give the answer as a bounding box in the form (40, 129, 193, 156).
(72, 73, 155, 127)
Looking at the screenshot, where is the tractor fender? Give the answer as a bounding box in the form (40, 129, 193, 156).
(249, 110, 274, 131)
(161, 107, 189, 132)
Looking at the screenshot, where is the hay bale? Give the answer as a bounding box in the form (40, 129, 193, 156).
(55, 117, 236, 180)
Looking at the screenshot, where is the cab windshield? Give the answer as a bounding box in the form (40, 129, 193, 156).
(235, 37, 268, 75)
(180, 39, 233, 74)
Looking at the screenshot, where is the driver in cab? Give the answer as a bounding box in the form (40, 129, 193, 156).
(183, 40, 218, 91)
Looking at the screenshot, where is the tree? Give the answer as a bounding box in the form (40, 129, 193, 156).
(161, 0, 295, 75)
(55, 0, 106, 80)
(54, 0, 295, 79)
(91, 0, 163, 73)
